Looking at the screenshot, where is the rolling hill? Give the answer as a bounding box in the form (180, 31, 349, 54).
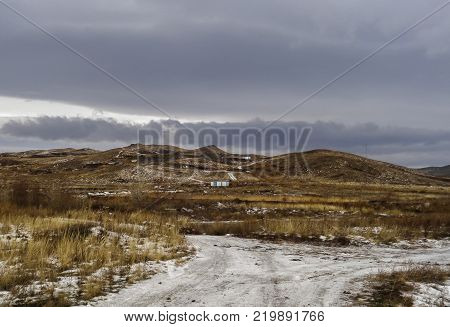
(0, 145, 448, 187)
(247, 149, 449, 185)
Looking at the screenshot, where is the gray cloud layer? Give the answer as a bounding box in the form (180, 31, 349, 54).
(2, 116, 449, 167)
(1, 0, 450, 127)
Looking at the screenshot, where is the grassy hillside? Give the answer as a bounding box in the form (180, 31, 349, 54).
(0, 145, 448, 187)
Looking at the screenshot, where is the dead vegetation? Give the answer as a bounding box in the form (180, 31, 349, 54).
(354, 265, 450, 306)
(186, 211, 449, 245)
(0, 184, 189, 306)
(176, 188, 450, 244)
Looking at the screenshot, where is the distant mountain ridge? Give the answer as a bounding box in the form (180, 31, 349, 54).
(417, 165, 450, 178)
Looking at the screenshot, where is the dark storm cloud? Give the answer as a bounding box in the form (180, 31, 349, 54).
(3, 116, 450, 145)
(0, 0, 449, 126)
(2, 116, 450, 167)
(1, 116, 139, 142)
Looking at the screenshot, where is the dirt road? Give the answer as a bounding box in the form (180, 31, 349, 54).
(95, 235, 450, 306)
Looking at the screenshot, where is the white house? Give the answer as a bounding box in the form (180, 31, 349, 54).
(210, 181, 230, 187)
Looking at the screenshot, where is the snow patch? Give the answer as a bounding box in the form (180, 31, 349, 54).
(411, 282, 450, 306)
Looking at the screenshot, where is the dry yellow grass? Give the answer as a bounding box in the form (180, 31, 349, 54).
(0, 204, 189, 306)
(355, 265, 449, 306)
(188, 212, 449, 244)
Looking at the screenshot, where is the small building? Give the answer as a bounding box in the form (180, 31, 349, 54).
(210, 181, 230, 187)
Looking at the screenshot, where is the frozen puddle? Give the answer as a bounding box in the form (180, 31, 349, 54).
(93, 235, 450, 306)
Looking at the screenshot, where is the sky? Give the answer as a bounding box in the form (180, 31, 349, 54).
(0, 0, 449, 167)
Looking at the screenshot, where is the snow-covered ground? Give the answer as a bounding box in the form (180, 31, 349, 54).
(411, 282, 450, 306)
(228, 172, 237, 181)
(93, 235, 450, 306)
